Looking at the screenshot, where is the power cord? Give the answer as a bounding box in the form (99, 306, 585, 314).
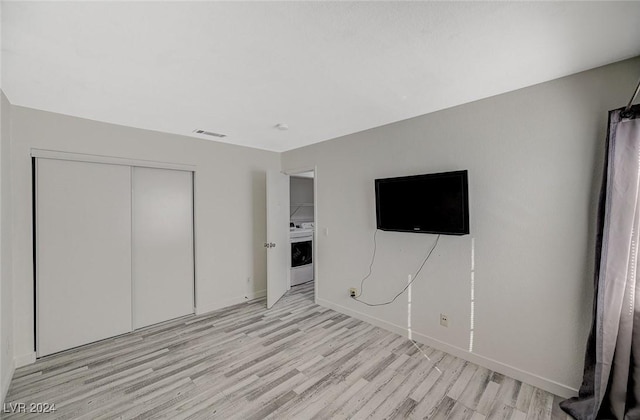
(352, 232, 441, 307)
(355, 229, 379, 299)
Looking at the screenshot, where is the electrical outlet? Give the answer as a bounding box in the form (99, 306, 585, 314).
(440, 314, 449, 327)
(349, 288, 357, 297)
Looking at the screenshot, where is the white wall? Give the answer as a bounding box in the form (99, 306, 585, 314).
(290, 176, 314, 223)
(0, 1, 13, 403)
(1, 90, 14, 403)
(9, 105, 280, 366)
(282, 56, 640, 397)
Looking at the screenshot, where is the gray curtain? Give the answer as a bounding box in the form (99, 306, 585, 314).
(561, 105, 640, 419)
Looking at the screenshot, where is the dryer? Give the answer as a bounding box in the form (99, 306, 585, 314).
(290, 222, 313, 286)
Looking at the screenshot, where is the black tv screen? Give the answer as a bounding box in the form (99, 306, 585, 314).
(375, 170, 469, 235)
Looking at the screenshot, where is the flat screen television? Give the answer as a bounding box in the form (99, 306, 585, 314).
(375, 170, 469, 235)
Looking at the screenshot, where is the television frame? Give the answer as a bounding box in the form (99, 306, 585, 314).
(374, 170, 469, 235)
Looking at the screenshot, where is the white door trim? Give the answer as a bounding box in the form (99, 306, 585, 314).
(285, 166, 318, 305)
(31, 149, 196, 172)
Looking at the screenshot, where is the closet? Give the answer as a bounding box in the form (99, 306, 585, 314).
(35, 157, 194, 357)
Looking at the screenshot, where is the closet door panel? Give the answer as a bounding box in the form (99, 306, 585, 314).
(132, 167, 194, 329)
(37, 159, 132, 357)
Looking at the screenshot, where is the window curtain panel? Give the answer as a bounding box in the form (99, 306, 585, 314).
(561, 105, 640, 419)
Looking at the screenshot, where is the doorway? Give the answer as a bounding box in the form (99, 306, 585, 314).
(265, 168, 317, 309)
(288, 170, 315, 300)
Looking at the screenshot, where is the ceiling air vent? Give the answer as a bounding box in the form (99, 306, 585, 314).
(193, 129, 227, 138)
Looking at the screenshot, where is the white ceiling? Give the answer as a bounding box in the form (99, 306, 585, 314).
(3, 2, 640, 152)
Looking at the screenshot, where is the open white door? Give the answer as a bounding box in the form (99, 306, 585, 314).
(266, 171, 290, 308)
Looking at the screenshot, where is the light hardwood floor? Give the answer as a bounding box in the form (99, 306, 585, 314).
(3, 282, 571, 419)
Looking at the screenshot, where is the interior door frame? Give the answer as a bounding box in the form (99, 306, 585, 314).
(31, 149, 198, 355)
(284, 166, 318, 304)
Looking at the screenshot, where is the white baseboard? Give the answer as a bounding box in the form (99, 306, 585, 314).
(1, 362, 15, 404)
(197, 289, 266, 315)
(246, 289, 267, 301)
(316, 297, 578, 399)
(14, 352, 36, 369)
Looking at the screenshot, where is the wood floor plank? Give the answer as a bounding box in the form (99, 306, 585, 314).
(516, 383, 535, 412)
(526, 388, 553, 420)
(476, 381, 501, 416)
(4, 282, 569, 420)
(486, 401, 514, 420)
(471, 413, 487, 420)
(457, 366, 492, 411)
(324, 367, 398, 420)
(447, 401, 475, 420)
(492, 377, 521, 409)
(309, 377, 369, 420)
(368, 355, 438, 419)
(511, 409, 528, 420)
(447, 362, 478, 400)
(427, 395, 456, 419)
(411, 355, 467, 417)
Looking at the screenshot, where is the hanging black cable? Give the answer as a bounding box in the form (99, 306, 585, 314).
(352, 232, 440, 307)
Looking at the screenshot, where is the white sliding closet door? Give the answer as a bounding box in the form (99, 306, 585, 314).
(37, 159, 132, 357)
(132, 167, 194, 329)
